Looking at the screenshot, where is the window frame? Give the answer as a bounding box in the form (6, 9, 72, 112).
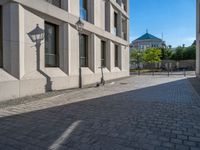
(122, 17, 127, 40)
(114, 11, 118, 27)
(47, 0, 61, 8)
(101, 40, 106, 67)
(113, 11, 118, 35)
(44, 21, 59, 68)
(122, 0, 127, 12)
(114, 44, 119, 67)
(80, 0, 88, 21)
(79, 34, 88, 67)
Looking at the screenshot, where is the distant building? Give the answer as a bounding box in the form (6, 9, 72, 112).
(130, 31, 165, 50)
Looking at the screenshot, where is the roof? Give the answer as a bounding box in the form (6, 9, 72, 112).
(135, 32, 162, 41)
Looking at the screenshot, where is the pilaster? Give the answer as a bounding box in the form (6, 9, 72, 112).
(3, 2, 25, 79)
(90, 33, 97, 73)
(105, 0, 111, 32)
(59, 23, 69, 74)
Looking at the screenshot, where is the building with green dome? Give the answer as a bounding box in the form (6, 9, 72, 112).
(131, 31, 165, 50)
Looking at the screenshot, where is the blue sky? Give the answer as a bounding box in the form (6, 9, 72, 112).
(130, 0, 196, 47)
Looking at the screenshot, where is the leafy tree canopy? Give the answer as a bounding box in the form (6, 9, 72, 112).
(130, 49, 144, 63)
(171, 45, 196, 60)
(143, 48, 162, 63)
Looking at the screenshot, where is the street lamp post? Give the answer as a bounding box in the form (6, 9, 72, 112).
(76, 18, 84, 88)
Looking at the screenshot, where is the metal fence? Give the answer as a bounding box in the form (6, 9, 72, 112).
(130, 60, 196, 77)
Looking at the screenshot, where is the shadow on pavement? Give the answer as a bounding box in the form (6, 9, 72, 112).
(0, 78, 200, 150)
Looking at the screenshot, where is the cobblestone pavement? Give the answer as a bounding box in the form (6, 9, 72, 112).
(1, 75, 200, 150)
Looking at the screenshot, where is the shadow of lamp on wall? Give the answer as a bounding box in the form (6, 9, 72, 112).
(28, 24, 53, 92)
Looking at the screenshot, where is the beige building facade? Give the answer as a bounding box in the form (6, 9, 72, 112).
(197, 0, 200, 75)
(0, 0, 130, 101)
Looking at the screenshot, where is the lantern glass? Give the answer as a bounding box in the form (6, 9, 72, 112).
(76, 18, 84, 32)
(28, 24, 44, 43)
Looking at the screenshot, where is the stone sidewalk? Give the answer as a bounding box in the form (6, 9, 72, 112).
(0, 75, 200, 150)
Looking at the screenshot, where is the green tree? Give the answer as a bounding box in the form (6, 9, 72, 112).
(176, 47, 184, 60)
(183, 45, 196, 60)
(130, 49, 144, 65)
(171, 45, 196, 60)
(143, 48, 162, 64)
(160, 47, 173, 60)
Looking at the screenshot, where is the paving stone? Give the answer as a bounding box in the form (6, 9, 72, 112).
(190, 147, 200, 150)
(171, 138, 182, 144)
(183, 140, 196, 146)
(175, 144, 190, 150)
(0, 75, 199, 149)
(189, 137, 200, 142)
(159, 136, 170, 142)
(177, 135, 188, 140)
(162, 142, 175, 148)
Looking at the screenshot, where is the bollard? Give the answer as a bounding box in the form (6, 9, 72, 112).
(167, 68, 169, 77)
(183, 69, 186, 77)
(138, 68, 140, 76)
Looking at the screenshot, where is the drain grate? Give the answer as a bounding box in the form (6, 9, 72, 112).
(120, 82, 128, 85)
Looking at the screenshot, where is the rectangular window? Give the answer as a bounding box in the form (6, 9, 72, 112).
(80, 34, 88, 67)
(80, 0, 88, 21)
(115, 45, 119, 67)
(122, 18, 127, 40)
(116, 0, 121, 5)
(45, 22, 59, 67)
(0, 6, 2, 68)
(101, 41, 106, 67)
(114, 12, 118, 35)
(122, 0, 127, 12)
(47, 0, 61, 8)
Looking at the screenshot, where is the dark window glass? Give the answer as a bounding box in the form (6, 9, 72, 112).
(122, 0, 127, 11)
(116, 0, 121, 5)
(122, 18, 127, 40)
(114, 12, 118, 35)
(101, 41, 106, 67)
(80, 0, 88, 21)
(45, 22, 59, 67)
(47, 0, 61, 8)
(0, 6, 2, 68)
(115, 45, 119, 67)
(114, 12, 118, 28)
(80, 34, 88, 67)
